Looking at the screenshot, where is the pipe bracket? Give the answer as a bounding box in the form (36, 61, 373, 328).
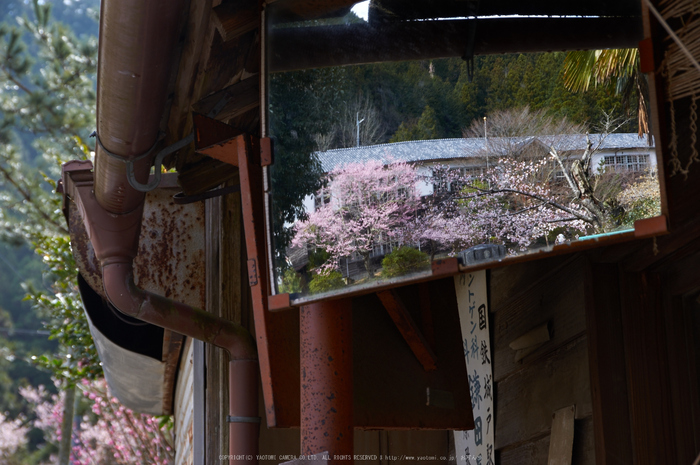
(126, 132, 195, 193)
(91, 130, 195, 193)
(227, 415, 262, 424)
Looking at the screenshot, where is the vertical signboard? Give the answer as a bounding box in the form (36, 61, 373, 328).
(454, 271, 495, 465)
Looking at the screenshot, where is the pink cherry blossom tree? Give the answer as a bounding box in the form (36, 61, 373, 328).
(420, 156, 590, 255)
(292, 158, 421, 275)
(20, 380, 173, 465)
(0, 412, 28, 461)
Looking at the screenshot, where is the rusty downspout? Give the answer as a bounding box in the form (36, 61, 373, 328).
(101, 259, 260, 463)
(84, 0, 260, 463)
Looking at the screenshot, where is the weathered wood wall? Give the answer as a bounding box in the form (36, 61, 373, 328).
(204, 184, 246, 463)
(491, 254, 595, 464)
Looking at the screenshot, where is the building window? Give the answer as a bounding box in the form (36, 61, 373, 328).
(314, 188, 331, 210)
(433, 166, 485, 194)
(603, 154, 649, 172)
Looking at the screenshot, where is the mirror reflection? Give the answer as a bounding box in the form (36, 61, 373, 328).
(266, 1, 658, 300)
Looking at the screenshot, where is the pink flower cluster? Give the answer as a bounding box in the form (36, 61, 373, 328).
(0, 411, 29, 459)
(20, 379, 174, 465)
(293, 158, 421, 271)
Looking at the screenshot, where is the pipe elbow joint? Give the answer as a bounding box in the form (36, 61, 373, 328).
(102, 259, 143, 318)
(102, 259, 257, 361)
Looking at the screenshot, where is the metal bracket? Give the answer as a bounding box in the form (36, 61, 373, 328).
(91, 130, 194, 193)
(126, 133, 194, 192)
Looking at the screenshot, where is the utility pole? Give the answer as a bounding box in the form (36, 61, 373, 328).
(484, 116, 489, 172)
(356, 112, 365, 147)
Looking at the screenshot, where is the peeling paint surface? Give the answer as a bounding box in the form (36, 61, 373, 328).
(134, 185, 206, 309)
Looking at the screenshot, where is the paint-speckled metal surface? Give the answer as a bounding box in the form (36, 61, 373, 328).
(300, 300, 353, 463)
(134, 178, 206, 309)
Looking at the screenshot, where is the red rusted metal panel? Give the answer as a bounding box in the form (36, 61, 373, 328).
(268, 293, 291, 311)
(135, 174, 207, 309)
(236, 134, 300, 427)
(634, 214, 668, 238)
(377, 289, 437, 372)
(431, 257, 459, 277)
(300, 300, 353, 462)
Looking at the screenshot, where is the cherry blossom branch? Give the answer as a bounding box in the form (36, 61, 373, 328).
(459, 186, 594, 224)
(549, 147, 580, 197)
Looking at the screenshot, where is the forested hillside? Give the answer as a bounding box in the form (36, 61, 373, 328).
(271, 53, 635, 151)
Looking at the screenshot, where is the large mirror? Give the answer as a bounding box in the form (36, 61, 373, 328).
(265, 0, 659, 302)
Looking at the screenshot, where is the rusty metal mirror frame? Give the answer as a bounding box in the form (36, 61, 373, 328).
(242, 0, 672, 429)
(260, 0, 669, 311)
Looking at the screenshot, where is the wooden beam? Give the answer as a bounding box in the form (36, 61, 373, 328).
(268, 0, 639, 21)
(665, 251, 700, 296)
(267, 0, 356, 22)
(547, 405, 576, 465)
(269, 17, 643, 72)
(212, 0, 259, 42)
(377, 289, 437, 371)
(667, 295, 700, 464)
(370, 0, 640, 20)
(165, 0, 216, 146)
(204, 193, 227, 463)
(418, 283, 435, 348)
(193, 76, 260, 122)
(624, 215, 700, 272)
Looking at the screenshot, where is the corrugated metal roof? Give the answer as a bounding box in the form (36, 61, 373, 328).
(317, 133, 653, 172)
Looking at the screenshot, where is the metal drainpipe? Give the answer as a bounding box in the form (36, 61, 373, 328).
(89, 0, 261, 463)
(101, 259, 260, 465)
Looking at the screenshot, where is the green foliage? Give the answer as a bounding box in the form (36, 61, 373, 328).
(616, 173, 662, 227)
(390, 105, 440, 142)
(562, 49, 646, 135)
(279, 268, 303, 294)
(269, 68, 337, 254)
(621, 197, 660, 225)
(308, 270, 345, 294)
(0, 0, 100, 390)
(381, 247, 431, 278)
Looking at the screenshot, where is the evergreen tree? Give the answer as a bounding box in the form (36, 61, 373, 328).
(0, 0, 101, 384)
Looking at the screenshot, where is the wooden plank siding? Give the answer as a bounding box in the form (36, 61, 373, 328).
(174, 338, 195, 465)
(583, 263, 632, 465)
(491, 255, 594, 464)
(204, 187, 246, 463)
